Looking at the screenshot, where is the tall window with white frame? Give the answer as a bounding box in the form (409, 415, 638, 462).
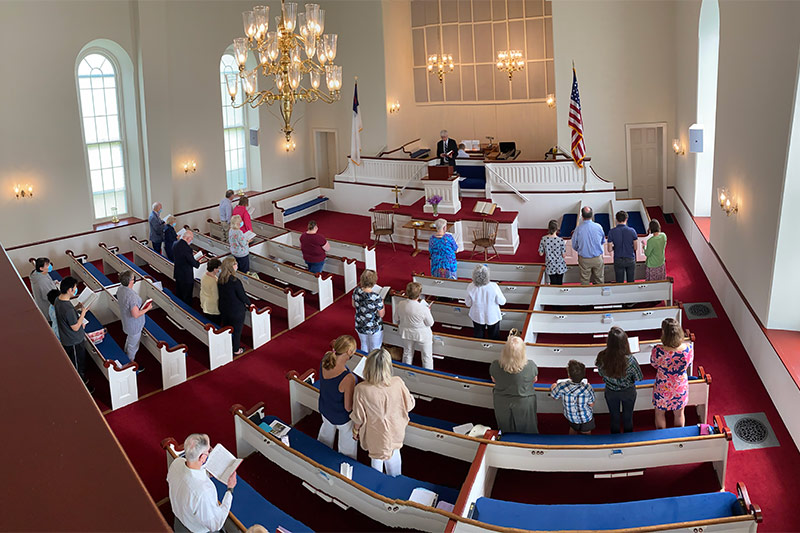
(220, 54, 248, 191)
(77, 52, 128, 220)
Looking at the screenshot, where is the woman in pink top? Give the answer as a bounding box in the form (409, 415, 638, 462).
(231, 196, 252, 232)
(651, 318, 694, 429)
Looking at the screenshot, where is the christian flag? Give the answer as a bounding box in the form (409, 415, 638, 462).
(351, 80, 363, 165)
(569, 66, 587, 168)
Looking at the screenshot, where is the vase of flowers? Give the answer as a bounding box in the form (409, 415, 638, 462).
(427, 194, 442, 217)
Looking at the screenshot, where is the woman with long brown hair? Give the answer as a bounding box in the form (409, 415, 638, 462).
(317, 335, 358, 459)
(595, 326, 643, 433)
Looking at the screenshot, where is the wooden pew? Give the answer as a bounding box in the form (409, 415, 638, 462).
(287, 369, 730, 485)
(272, 187, 329, 227)
(524, 306, 681, 340)
(380, 321, 694, 369)
(129, 236, 176, 279)
(456, 259, 543, 283)
(207, 217, 289, 242)
(249, 252, 334, 311)
(250, 236, 358, 293)
(345, 353, 712, 424)
(413, 273, 537, 305)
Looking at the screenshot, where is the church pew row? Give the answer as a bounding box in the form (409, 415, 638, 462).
(380, 321, 694, 369)
(161, 437, 313, 532)
(272, 186, 329, 227)
(254, 233, 358, 293)
(124, 238, 272, 348)
(345, 353, 711, 424)
(286, 370, 730, 486)
(209, 218, 378, 272)
(190, 230, 334, 311)
(65, 251, 189, 390)
(180, 235, 307, 329)
(455, 259, 646, 286)
(413, 273, 674, 308)
(448, 444, 761, 533)
(391, 294, 681, 342)
(232, 403, 460, 533)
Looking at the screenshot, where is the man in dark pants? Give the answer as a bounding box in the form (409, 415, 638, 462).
(607, 210, 638, 283)
(54, 276, 94, 394)
(173, 230, 200, 304)
(149, 201, 165, 254)
(436, 129, 458, 167)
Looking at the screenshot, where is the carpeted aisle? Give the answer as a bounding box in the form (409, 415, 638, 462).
(103, 208, 800, 532)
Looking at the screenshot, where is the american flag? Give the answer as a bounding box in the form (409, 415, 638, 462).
(569, 67, 586, 168)
(351, 80, 363, 166)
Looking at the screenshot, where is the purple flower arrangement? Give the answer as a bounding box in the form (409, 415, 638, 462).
(427, 194, 442, 206)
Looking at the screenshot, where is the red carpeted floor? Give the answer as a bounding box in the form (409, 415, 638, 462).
(99, 207, 800, 532)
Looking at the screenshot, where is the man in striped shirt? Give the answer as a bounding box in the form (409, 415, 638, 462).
(550, 360, 596, 434)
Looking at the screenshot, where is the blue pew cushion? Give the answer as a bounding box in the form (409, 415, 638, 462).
(162, 288, 219, 328)
(410, 148, 430, 159)
(560, 213, 578, 238)
(211, 476, 313, 532)
(117, 254, 151, 278)
(501, 425, 701, 446)
(257, 415, 459, 504)
(472, 492, 744, 531)
(594, 213, 611, 236)
(84, 312, 131, 367)
(284, 197, 329, 217)
(84, 262, 114, 287)
(144, 316, 179, 349)
(49, 271, 63, 282)
(628, 211, 647, 235)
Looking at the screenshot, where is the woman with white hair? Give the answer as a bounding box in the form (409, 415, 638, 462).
(490, 335, 538, 434)
(465, 264, 506, 340)
(350, 348, 415, 476)
(428, 217, 458, 279)
(228, 214, 250, 273)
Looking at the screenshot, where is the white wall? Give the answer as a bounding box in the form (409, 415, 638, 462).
(552, 0, 677, 190)
(692, 0, 719, 217)
(381, 0, 557, 161)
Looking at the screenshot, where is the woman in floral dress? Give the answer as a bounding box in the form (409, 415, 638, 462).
(428, 218, 458, 279)
(651, 317, 694, 429)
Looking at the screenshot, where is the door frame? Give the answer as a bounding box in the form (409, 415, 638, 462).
(624, 122, 667, 206)
(312, 128, 339, 189)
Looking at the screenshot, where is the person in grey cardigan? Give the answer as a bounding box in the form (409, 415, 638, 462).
(30, 257, 58, 320)
(149, 202, 165, 254)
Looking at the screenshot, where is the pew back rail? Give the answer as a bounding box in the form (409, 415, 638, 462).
(272, 187, 329, 227)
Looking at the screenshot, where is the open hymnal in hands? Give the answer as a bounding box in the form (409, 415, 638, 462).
(177, 227, 187, 239)
(203, 443, 242, 482)
(628, 336, 640, 354)
(372, 284, 391, 301)
(473, 201, 497, 216)
(142, 298, 153, 310)
(193, 250, 204, 261)
(75, 286, 99, 309)
(243, 230, 257, 242)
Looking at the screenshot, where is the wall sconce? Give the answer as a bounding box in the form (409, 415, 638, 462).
(389, 101, 400, 114)
(545, 93, 556, 108)
(14, 184, 33, 199)
(672, 139, 685, 155)
(183, 160, 197, 173)
(284, 139, 296, 152)
(717, 187, 738, 216)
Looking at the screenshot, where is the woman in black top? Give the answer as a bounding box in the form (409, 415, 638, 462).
(217, 257, 251, 355)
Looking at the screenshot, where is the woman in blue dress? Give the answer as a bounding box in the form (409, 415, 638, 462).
(429, 218, 458, 279)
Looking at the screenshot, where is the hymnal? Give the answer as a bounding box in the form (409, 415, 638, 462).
(193, 250, 204, 261)
(371, 284, 391, 301)
(267, 420, 291, 439)
(409, 487, 439, 507)
(243, 230, 257, 241)
(203, 443, 242, 482)
(142, 298, 153, 310)
(352, 356, 367, 379)
(452, 423, 474, 435)
(75, 286, 99, 309)
(177, 227, 187, 238)
(473, 201, 497, 216)
(628, 336, 640, 353)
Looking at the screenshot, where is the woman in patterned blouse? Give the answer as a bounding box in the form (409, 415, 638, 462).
(428, 218, 458, 279)
(595, 327, 643, 433)
(538, 219, 568, 285)
(352, 269, 385, 352)
(651, 318, 693, 429)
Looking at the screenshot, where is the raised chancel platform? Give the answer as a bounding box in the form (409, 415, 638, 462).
(369, 197, 519, 255)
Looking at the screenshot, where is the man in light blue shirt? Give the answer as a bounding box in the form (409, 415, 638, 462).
(571, 206, 606, 285)
(218, 189, 234, 242)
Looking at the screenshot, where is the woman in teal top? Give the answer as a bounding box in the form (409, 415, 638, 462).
(644, 219, 667, 281)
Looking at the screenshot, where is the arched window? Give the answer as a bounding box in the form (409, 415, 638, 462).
(695, 0, 720, 217)
(77, 52, 128, 220)
(220, 55, 248, 191)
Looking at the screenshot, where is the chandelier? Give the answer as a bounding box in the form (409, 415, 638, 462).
(227, 1, 342, 142)
(427, 54, 454, 83)
(496, 50, 524, 80)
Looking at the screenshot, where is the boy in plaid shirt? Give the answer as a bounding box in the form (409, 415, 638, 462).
(550, 360, 596, 434)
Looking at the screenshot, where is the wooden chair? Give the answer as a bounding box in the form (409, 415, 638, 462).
(372, 210, 395, 251)
(471, 219, 499, 260)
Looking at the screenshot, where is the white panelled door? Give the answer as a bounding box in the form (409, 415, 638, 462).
(628, 125, 663, 206)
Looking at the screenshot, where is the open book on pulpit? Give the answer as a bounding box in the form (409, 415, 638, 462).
(473, 201, 497, 216)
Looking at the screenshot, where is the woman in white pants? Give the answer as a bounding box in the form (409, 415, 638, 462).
(351, 348, 415, 476)
(317, 335, 358, 459)
(395, 282, 435, 369)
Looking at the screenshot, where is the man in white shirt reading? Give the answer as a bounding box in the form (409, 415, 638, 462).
(167, 433, 237, 533)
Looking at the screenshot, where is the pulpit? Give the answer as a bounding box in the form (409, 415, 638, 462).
(422, 175, 461, 215)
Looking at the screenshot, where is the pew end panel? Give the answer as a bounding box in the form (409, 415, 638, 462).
(232, 403, 266, 459)
(737, 482, 763, 525)
(83, 334, 139, 410)
(143, 333, 188, 390)
(246, 304, 272, 349)
(205, 323, 234, 370)
(286, 369, 317, 425)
